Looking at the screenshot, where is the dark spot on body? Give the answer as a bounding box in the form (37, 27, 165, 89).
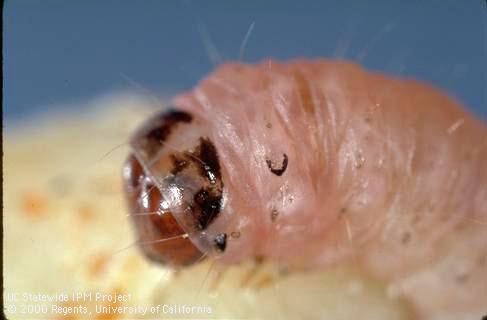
(338, 207, 347, 219)
(230, 231, 241, 239)
(266, 153, 288, 176)
(271, 209, 279, 222)
(354, 151, 365, 169)
(266, 122, 272, 129)
(214, 233, 227, 252)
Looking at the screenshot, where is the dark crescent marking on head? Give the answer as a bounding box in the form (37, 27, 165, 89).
(131, 109, 193, 158)
(191, 138, 224, 230)
(196, 137, 222, 184)
(144, 109, 193, 144)
(165, 137, 224, 231)
(266, 153, 289, 176)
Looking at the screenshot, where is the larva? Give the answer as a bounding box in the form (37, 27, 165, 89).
(123, 59, 487, 319)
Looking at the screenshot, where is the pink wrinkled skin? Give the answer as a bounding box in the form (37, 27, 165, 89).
(173, 59, 487, 318)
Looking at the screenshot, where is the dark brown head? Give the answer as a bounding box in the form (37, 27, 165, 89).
(122, 109, 225, 268)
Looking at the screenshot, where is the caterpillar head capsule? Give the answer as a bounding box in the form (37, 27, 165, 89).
(122, 109, 225, 268)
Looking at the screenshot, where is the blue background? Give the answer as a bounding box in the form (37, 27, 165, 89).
(4, 0, 487, 121)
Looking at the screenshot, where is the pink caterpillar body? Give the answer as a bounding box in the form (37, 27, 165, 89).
(123, 59, 487, 318)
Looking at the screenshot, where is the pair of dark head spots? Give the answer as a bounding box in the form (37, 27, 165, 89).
(168, 135, 224, 231)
